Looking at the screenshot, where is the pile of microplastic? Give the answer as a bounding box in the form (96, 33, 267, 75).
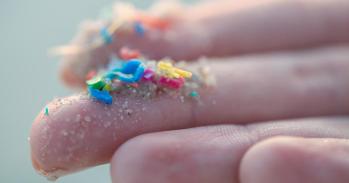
(82, 9, 216, 105)
(86, 47, 199, 104)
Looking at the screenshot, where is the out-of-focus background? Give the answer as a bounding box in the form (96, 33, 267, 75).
(0, 0, 195, 182)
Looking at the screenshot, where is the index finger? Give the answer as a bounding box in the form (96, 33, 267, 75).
(31, 46, 349, 179)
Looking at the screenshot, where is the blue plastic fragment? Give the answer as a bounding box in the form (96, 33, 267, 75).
(88, 87, 113, 105)
(121, 59, 142, 74)
(116, 59, 145, 83)
(134, 22, 145, 36)
(100, 27, 113, 44)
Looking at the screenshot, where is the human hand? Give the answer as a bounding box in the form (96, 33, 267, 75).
(31, 0, 349, 182)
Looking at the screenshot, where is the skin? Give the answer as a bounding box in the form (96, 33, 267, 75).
(31, 0, 349, 182)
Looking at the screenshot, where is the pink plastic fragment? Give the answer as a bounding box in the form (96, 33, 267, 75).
(85, 70, 97, 80)
(142, 69, 155, 81)
(158, 76, 184, 89)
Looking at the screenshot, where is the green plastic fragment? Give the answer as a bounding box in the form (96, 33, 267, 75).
(86, 76, 106, 90)
(189, 91, 199, 97)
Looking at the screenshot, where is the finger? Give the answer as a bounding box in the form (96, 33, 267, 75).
(110, 117, 349, 183)
(240, 137, 349, 183)
(200, 0, 349, 57)
(59, 4, 205, 88)
(31, 46, 349, 178)
(60, 0, 349, 87)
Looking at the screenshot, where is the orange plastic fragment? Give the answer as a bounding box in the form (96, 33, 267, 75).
(119, 47, 140, 60)
(135, 14, 170, 30)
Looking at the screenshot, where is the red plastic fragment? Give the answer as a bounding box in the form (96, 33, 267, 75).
(135, 14, 170, 30)
(119, 47, 140, 60)
(158, 76, 184, 89)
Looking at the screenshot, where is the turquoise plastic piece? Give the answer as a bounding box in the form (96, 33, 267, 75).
(44, 107, 49, 116)
(105, 72, 117, 80)
(108, 58, 125, 72)
(189, 91, 199, 97)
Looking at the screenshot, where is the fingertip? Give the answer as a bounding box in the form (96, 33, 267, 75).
(240, 136, 349, 183)
(29, 92, 192, 179)
(30, 95, 105, 179)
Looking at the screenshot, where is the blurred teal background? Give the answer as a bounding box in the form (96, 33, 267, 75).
(0, 0, 184, 182)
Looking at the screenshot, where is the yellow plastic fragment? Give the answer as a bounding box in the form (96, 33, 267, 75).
(157, 61, 192, 79)
(102, 84, 112, 91)
(175, 68, 192, 78)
